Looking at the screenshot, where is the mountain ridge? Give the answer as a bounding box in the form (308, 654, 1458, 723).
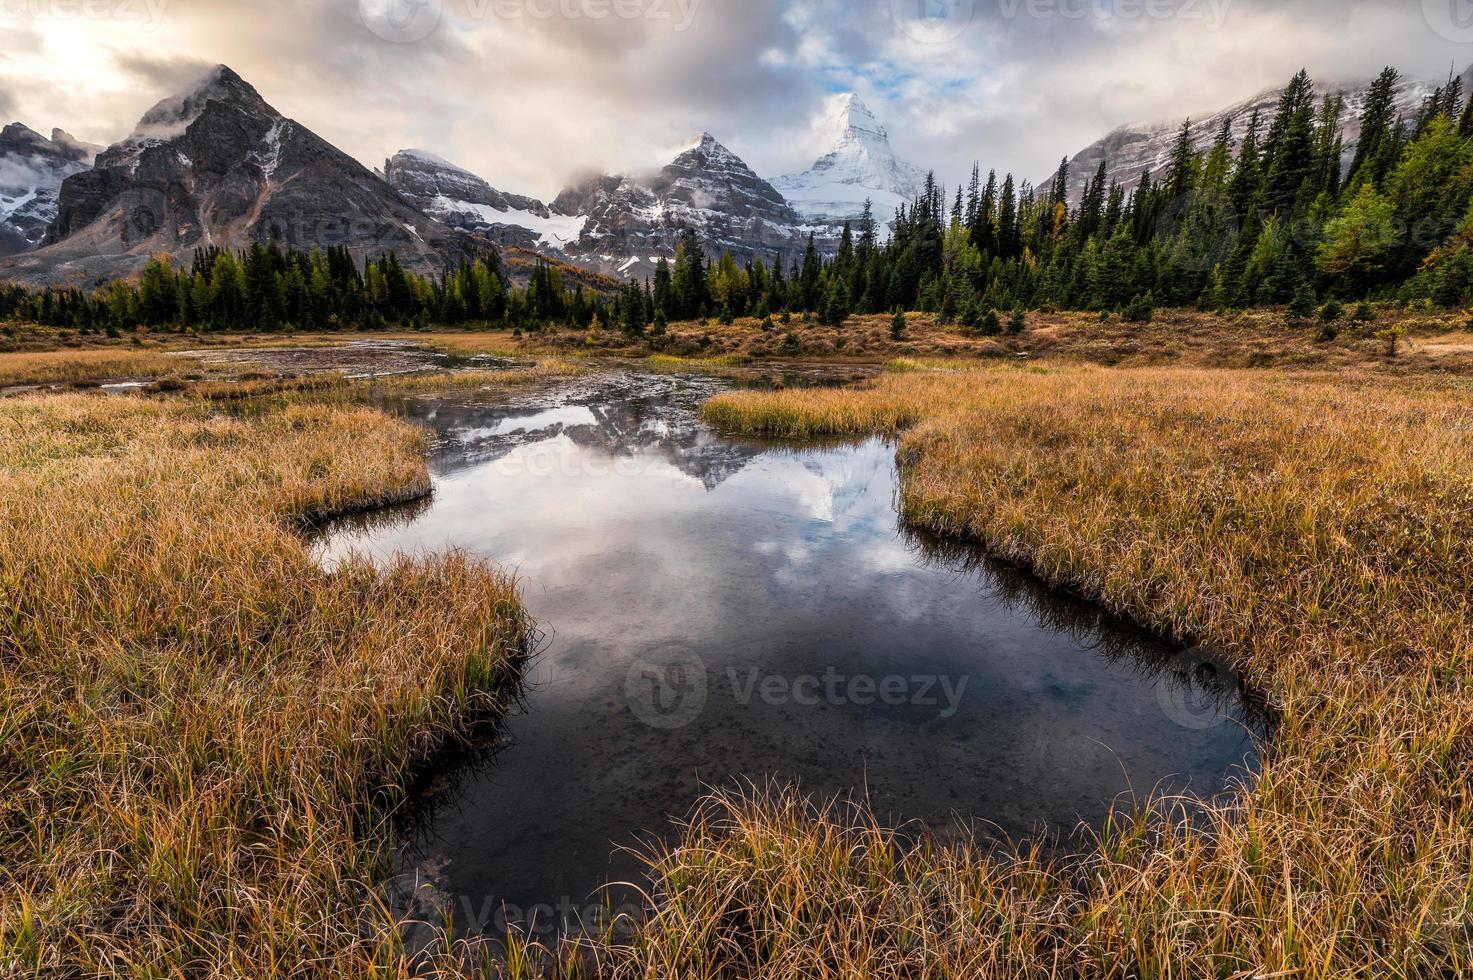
(2, 65, 478, 286)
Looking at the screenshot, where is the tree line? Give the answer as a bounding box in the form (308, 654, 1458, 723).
(5, 65, 1473, 336)
(0, 243, 609, 335)
(631, 65, 1473, 327)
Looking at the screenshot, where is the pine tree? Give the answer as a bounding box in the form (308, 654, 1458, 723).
(1007, 305, 1027, 335)
(1259, 70, 1318, 217)
(1287, 279, 1318, 320)
(1165, 119, 1199, 201)
(823, 279, 851, 326)
(800, 233, 822, 312)
(997, 175, 1019, 259)
(1228, 109, 1263, 217)
(1348, 68, 1400, 187)
(1076, 159, 1109, 243)
(1123, 291, 1155, 323)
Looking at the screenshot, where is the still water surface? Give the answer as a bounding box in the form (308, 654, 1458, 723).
(318, 368, 1261, 936)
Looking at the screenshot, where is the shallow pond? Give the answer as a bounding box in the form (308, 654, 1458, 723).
(317, 368, 1263, 939)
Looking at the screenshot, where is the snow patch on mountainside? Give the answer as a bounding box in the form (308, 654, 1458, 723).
(252, 119, 290, 181)
(384, 147, 590, 249)
(430, 195, 587, 248)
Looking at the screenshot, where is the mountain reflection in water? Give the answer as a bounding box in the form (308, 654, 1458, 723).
(317, 369, 1266, 940)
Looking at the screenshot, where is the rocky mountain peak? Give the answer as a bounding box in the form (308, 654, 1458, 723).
(103, 64, 270, 170)
(48, 129, 101, 164)
(3, 66, 474, 285)
(669, 132, 754, 178)
(543, 130, 806, 280)
(1, 122, 44, 148)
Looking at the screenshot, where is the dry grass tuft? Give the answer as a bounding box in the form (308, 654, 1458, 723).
(357, 359, 588, 394)
(0, 391, 533, 976)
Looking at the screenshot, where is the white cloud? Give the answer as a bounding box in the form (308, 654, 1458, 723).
(0, 0, 1464, 203)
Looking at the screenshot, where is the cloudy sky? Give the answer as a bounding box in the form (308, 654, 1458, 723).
(2, 0, 1470, 198)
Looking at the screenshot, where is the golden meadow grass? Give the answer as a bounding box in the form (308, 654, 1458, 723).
(661, 365, 1473, 978)
(6, 339, 1471, 977)
(357, 359, 589, 394)
(0, 349, 190, 387)
(0, 390, 534, 976)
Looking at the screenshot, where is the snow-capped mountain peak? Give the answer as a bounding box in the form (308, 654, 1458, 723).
(773, 92, 925, 227)
(828, 92, 888, 144)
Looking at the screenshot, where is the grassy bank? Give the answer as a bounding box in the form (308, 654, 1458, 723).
(554, 307, 1473, 376)
(0, 390, 533, 975)
(636, 365, 1473, 978)
(0, 348, 193, 387)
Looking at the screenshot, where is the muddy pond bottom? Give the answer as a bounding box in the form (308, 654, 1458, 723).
(318, 370, 1262, 939)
